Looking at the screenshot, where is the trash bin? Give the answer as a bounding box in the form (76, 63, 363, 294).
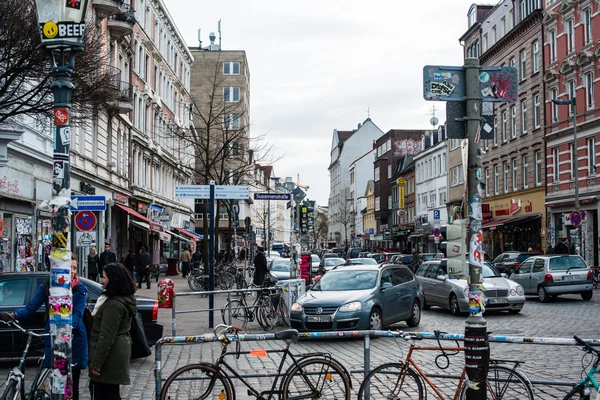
(166, 257, 179, 276)
(158, 278, 174, 308)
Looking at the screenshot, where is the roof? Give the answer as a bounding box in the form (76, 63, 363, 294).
(338, 131, 354, 144)
(352, 148, 375, 165)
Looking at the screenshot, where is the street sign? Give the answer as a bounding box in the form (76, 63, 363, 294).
(570, 210, 583, 227)
(433, 228, 441, 237)
(175, 185, 249, 199)
(433, 209, 441, 220)
(383, 228, 392, 240)
(70, 195, 106, 211)
(423, 65, 466, 101)
(292, 187, 306, 202)
(396, 178, 406, 185)
(75, 211, 97, 231)
(254, 193, 292, 201)
(76, 231, 97, 247)
(479, 67, 519, 103)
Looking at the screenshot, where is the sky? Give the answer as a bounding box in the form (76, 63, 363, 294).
(164, 0, 482, 206)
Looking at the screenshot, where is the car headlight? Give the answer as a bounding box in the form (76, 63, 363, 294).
(339, 301, 362, 312)
(291, 303, 303, 313)
(515, 286, 524, 296)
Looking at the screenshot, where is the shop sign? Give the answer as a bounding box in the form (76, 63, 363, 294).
(136, 203, 148, 215)
(380, 224, 388, 232)
(79, 181, 96, 195)
(113, 193, 129, 204)
(495, 209, 510, 217)
(150, 223, 164, 233)
(510, 199, 521, 215)
(525, 204, 533, 213)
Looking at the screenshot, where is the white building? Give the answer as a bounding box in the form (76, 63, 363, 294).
(349, 148, 375, 246)
(414, 126, 449, 253)
(328, 119, 383, 246)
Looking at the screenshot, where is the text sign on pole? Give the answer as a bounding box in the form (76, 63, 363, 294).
(70, 195, 106, 211)
(254, 193, 292, 201)
(423, 65, 466, 101)
(175, 185, 249, 199)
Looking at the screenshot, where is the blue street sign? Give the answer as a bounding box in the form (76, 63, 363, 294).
(423, 65, 466, 102)
(70, 195, 106, 211)
(570, 210, 583, 228)
(253, 193, 292, 201)
(433, 209, 441, 220)
(433, 228, 441, 237)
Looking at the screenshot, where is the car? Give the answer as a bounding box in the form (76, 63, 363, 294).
(290, 264, 424, 331)
(509, 254, 594, 302)
(268, 258, 292, 281)
(0, 272, 163, 358)
(492, 251, 542, 275)
(330, 248, 346, 258)
(310, 254, 321, 273)
(346, 247, 365, 259)
(322, 253, 341, 260)
(369, 253, 384, 263)
(357, 252, 371, 258)
(380, 253, 403, 263)
(341, 258, 379, 266)
(414, 260, 525, 315)
(321, 257, 346, 272)
(391, 254, 414, 266)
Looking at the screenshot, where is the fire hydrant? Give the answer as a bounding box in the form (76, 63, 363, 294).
(158, 278, 174, 308)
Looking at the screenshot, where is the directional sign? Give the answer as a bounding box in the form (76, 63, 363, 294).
(175, 185, 249, 200)
(292, 187, 306, 202)
(254, 193, 292, 201)
(76, 231, 97, 247)
(570, 210, 583, 228)
(75, 211, 97, 231)
(70, 195, 106, 211)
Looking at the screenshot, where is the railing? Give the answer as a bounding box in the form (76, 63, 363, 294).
(109, 3, 136, 24)
(116, 80, 133, 103)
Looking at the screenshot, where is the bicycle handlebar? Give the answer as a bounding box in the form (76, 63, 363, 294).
(0, 319, 49, 338)
(574, 335, 600, 356)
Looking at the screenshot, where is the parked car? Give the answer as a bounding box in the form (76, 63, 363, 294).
(321, 257, 346, 272)
(330, 248, 346, 258)
(341, 258, 379, 266)
(323, 253, 341, 260)
(369, 253, 384, 263)
(290, 264, 423, 331)
(268, 258, 292, 281)
(0, 272, 163, 358)
(492, 251, 541, 275)
(391, 254, 414, 266)
(310, 254, 321, 273)
(509, 255, 593, 302)
(346, 247, 365, 259)
(414, 260, 525, 315)
(357, 252, 371, 258)
(380, 252, 403, 263)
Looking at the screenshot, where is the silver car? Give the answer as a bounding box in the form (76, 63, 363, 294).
(415, 260, 525, 315)
(509, 254, 593, 302)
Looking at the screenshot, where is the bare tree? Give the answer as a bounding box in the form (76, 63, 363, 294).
(0, 0, 121, 128)
(331, 189, 354, 246)
(316, 212, 329, 245)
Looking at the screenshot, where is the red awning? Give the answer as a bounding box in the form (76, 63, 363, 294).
(545, 195, 598, 208)
(175, 228, 201, 242)
(115, 204, 152, 223)
(167, 230, 192, 242)
(482, 214, 541, 230)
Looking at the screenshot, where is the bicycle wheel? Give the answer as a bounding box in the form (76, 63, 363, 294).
(358, 362, 424, 399)
(281, 358, 351, 400)
(257, 295, 276, 331)
(0, 378, 19, 400)
(220, 300, 248, 329)
(459, 365, 534, 400)
(160, 363, 234, 400)
(279, 297, 290, 327)
(28, 367, 50, 399)
(217, 273, 235, 290)
(188, 275, 202, 292)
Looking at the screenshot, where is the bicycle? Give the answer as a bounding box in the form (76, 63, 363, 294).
(220, 286, 277, 330)
(0, 319, 51, 400)
(187, 264, 209, 292)
(591, 267, 600, 289)
(160, 324, 351, 399)
(563, 335, 600, 399)
(358, 331, 534, 400)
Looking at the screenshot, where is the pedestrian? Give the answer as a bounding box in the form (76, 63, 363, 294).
(253, 246, 268, 286)
(410, 248, 421, 272)
(554, 237, 570, 254)
(1, 254, 88, 400)
(123, 249, 136, 277)
(88, 263, 137, 400)
(136, 246, 151, 289)
(535, 244, 543, 254)
(192, 247, 202, 271)
(99, 243, 116, 277)
(88, 247, 99, 282)
(238, 247, 246, 261)
(180, 246, 192, 278)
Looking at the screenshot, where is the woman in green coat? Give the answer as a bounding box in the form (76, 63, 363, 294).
(89, 263, 137, 399)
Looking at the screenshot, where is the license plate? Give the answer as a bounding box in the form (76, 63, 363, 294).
(562, 275, 580, 281)
(306, 316, 332, 323)
(488, 298, 509, 304)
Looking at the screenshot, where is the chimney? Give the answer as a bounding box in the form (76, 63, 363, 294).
(372, 140, 377, 150)
(358, 122, 362, 129)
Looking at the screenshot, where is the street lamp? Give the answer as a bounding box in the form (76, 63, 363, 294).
(33, 1, 89, 398)
(267, 176, 280, 257)
(552, 98, 581, 255)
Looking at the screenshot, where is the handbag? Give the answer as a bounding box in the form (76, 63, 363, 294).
(130, 312, 152, 359)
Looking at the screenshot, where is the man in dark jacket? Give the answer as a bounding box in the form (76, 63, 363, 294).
(192, 247, 203, 271)
(124, 249, 136, 277)
(99, 243, 117, 276)
(253, 247, 268, 286)
(136, 247, 151, 289)
(554, 237, 570, 254)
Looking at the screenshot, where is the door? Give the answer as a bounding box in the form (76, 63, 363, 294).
(510, 258, 534, 294)
(424, 263, 444, 306)
(391, 267, 414, 320)
(530, 258, 547, 292)
(380, 267, 401, 323)
(415, 263, 435, 305)
(0, 277, 31, 354)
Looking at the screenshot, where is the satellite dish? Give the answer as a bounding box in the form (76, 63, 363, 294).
(430, 116, 439, 127)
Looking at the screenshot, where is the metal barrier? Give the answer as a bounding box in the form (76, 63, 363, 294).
(153, 329, 600, 400)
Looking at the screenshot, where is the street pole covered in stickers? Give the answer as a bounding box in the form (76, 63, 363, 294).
(424, 60, 518, 399)
(32, 1, 89, 399)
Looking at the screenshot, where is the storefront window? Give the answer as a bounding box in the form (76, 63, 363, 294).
(0, 213, 11, 272)
(14, 216, 34, 272)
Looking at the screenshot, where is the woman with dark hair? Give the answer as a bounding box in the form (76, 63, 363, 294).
(88, 263, 137, 399)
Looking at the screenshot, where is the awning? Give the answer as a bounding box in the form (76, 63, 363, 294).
(131, 220, 150, 231)
(175, 228, 202, 242)
(167, 230, 192, 242)
(482, 213, 542, 230)
(158, 232, 171, 242)
(115, 204, 152, 223)
(545, 195, 598, 208)
(185, 229, 204, 240)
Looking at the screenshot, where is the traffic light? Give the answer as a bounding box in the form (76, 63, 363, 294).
(440, 218, 467, 277)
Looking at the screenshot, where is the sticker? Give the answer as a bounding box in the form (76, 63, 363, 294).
(50, 268, 71, 290)
(434, 72, 453, 80)
(479, 72, 490, 83)
(59, 127, 71, 146)
(43, 22, 59, 39)
(49, 296, 72, 323)
(54, 108, 69, 126)
(430, 81, 455, 97)
(66, 0, 82, 9)
(53, 161, 65, 179)
(468, 292, 481, 314)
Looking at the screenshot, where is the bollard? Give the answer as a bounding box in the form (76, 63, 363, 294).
(364, 334, 370, 400)
(154, 341, 162, 400)
(171, 293, 176, 336)
(227, 291, 232, 326)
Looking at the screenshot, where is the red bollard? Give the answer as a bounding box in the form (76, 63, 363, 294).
(299, 253, 311, 284)
(157, 278, 174, 308)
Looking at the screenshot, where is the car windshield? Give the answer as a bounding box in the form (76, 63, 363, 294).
(549, 256, 587, 271)
(313, 270, 378, 291)
(370, 254, 383, 261)
(270, 260, 290, 272)
(481, 263, 501, 278)
(311, 255, 320, 262)
(347, 258, 378, 265)
(324, 258, 345, 266)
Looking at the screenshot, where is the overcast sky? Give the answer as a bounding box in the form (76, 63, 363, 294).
(164, 0, 481, 205)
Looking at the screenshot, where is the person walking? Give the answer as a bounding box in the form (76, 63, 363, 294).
(410, 249, 421, 273)
(192, 247, 202, 271)
(554, 237, 570, 255)
(123, 249, 136, 277)
(88, 247, 100, 282)
(88, 263, 137, 400)
(99, 243, 116, 277)
(136, 247, 151, 289)
(180, 246, 192, 278)
(253, 246, 268, 286)
(1, 254, 88, 400)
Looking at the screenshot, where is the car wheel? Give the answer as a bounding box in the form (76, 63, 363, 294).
(582, 291, 593, 301)
(406, 301, 421, 327)
(449, 294, 461, 316)
(538, 286, 550, 303)
(368, 308, 383, 330)
(508, 309, 522, 314)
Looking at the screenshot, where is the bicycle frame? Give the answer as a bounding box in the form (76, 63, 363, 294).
(573, 364, 600, 396)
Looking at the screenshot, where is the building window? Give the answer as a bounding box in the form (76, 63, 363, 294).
(485, 168, 489, 196)
(223, 62, 240, 75)
(570, 143, 575, 179)
(222, 114, 240, 130)
(550, 29, 557, 62)
(553, 147, 559, 181)
(439, 189, 447, 205)
(493, 115, 498, 145)
(492, 26, 497, 45)
(509, 57, 516, 68)
(585, 72, 594, 109)
(521, 100, 527, 134)
(430, 192, 436, 208)
(468, 6, 477, 27)
(522, 154, 529, 189)
(450, 165, 464, 186)
(533, 93, 541, 128)
(223, 87, 240, 102)
(374, 166, 380, 181)
(520, 50, 527, 81)
(502, 110, 508, 142)
(500, 17, 506, 37)
(584, 9, 592, 44)
(589, 138, 596, 175)
(503, 162, 509, 193)
(511, 105, 517, 138)
(387, 164, 392, 179)
(551, 88, 558, 122)
(535, 150, 543, 186)
(375, 197, 380, 212)
(567, 19, 574, 52)
(494, 165, 499, 194)
(568, 81, 576, 115)
(483, 34, 488, 51)
(532, 40, 539, 73)
(512, 158, 518, 191)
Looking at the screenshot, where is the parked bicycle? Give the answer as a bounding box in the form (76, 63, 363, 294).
(0, 319, 51, 400)
(563, 335, 600, 399)
(591, 266, 600, 289)
(358, 331, 534, 400)
(220, 286, 281, 330)
(160, 324, 351, 399)
(187, 264, 209, 292)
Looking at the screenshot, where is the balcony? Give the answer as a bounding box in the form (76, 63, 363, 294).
(114, 81, 134, 114)
(107, 4, 136, 39)
(92, 0, 122, 20)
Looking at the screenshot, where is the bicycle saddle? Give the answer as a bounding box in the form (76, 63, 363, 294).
(275, 329, 299, 341)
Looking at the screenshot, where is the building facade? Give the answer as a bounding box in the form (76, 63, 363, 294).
(391, 156, 416, 253)
(349, 148, 375, 246)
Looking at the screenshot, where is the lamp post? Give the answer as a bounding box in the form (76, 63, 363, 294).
(267, 176, 280, 257)
(32, 1, 89, 399)
(552, 98, 580, 255)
